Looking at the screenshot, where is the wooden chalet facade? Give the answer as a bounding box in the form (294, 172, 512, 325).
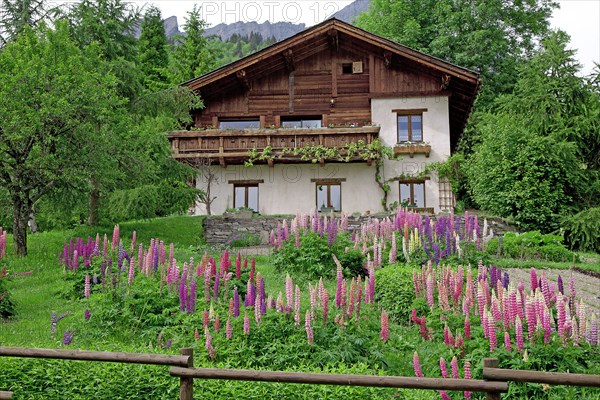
(169, 18, 479, 215)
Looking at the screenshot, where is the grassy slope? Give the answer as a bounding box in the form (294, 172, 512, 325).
(0, 216, 203, 346)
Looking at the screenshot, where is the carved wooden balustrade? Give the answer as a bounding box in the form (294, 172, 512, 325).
(168, 126, 380, 166)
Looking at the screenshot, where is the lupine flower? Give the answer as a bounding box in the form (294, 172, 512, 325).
(285, 274, 293, 311)
(450, 356, 459, 379)
(203, 309, 209, 331)
(305, 310, 314, 344)
(226, 317, 233, 339)
(504, 331, 512, 352)
(63, 330, 74, 345)
(166, 339, 172, 349)
(515, 316, 524, 351)
(194, 329, 200, 341)
(588, 314, 598, 345)
(294, 285, 301, 326)
(530, 268, 538, 293)
(127, 258, 135, 286)
(205, 330, 215, 360)
(233, 287, 240, 317)
(413, 351, 424, 377)
(464, 360, 472, 400)
(380, 309, 389, 342)
(322, 289, 329, 323)
(84, 309, 91, 320)
(84, 274, 91, 298)
(214, 314, 221, 332)
(243, 313, 250, 335)
(557, 275, 564, 295)
(439, 357, 448, 378)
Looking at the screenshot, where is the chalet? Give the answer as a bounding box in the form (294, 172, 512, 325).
(169, 18, 479, 215)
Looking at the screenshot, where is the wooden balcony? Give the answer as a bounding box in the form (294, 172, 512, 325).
(168, 126, 380, 166)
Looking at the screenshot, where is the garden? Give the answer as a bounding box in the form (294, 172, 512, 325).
(0, 211, 599, 399)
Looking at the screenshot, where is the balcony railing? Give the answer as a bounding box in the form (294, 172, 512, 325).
(393, 143, 431, 158)
(168, 126, 380, 166)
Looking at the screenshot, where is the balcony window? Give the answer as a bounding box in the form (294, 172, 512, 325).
(234, 184, 259, 212)
(281, 116, 322, 129)
(219, 119, 260, 129)
(394, 109, 427, 143)
(400, 181, 425, 208)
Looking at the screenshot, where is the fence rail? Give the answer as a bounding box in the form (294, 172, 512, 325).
(0, 391, 12, 400)
(1, 347, 599, 400)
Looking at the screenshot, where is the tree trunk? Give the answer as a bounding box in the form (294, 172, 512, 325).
(12, 196, 30, 256)
(87, 177, 100, 226)
(28, 205, 38, 233)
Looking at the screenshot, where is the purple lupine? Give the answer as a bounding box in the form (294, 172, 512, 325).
(233, 287, 240, 317)
(84, 309, 91, 320)
(213, 272, 220, 300)
(259, 277, 266, 315)
(187, 279, 197, 314)
(63, 330, 74, 345)
(557, 275, 564, 295)
(530, 268, 538, 292)
(588, 315, 598, 345)
(165, 339, 172, 349)
(179, 275, 188, 312)
(294, 285, 301, 326)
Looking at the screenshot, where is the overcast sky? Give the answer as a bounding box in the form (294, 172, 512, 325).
(58, 0, 599, 75)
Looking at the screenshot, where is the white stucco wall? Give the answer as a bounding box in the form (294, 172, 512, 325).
(192, 96, 451, 215)
(371, 96, 451, 213)
(195, 163, 383, 215)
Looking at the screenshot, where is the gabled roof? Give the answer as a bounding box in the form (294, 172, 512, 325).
(184, 18, 480, 144)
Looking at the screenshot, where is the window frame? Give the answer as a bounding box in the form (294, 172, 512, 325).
(280, 115, 323, 129)
(312, 178, 345, 212)
(231, 181, 261, 212)
(399, 180, 426, 208)
(219, 118, 260, 130)
(394, 108, 427, 143)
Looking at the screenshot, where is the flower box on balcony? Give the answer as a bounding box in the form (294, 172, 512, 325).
(393, 143, 431, 158)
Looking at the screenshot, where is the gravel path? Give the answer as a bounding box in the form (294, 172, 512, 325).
(505, 268, 600, 315)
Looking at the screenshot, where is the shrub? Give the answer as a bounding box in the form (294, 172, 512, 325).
(0, 271, 16, 319)
(563, 207, 600, 252)
(373, 265, 414, 324)
(487, 231, 576, 262)
(107, 185, 161, 222)
(273, 231, 365, 279)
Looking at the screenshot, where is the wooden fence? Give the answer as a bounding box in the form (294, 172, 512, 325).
(1, 347, 599, 399)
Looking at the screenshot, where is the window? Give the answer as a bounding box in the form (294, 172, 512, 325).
(400, 181, 426, 208)
(219, 119, 260, 129)
(342, 63, 353, 74)
(394, 109, 426, 143)
(316, 183, 341, 211)
(233, 184, 259, 212)
(281, 116, 322, 129)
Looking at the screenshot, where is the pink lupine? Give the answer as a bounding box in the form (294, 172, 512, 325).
(305, 310, 314, 344)
(413, 351, 424, 377)
(84, 274, 91, 298)
(530, 268, 538, 293)
(541, 272, 550, 306)
(482, 310, 489, 339)
(255, 293, 262, 324)
(214, 314, 221, 332)
(426, 273, 435, 308)
(127, 258, 135, 286)
(464, 360, 472, 400)
(322, 290, 329, 323)
(542, 305, 551, 344)
(488, 312, 497, 351)
(285, 274, 293, 311)
(419, 316, 430, 340)
(368, 260, 375, 303)
(111, 224, 120, 250)
(380, 309, 389, 342)
(439, 357, 448, 378)
(526, 298, 536, 342)
(203, 309, 209, 331)
(455, 332, 464, 349)
(515, 316, 524, 351)
(205, 330, 215, 360)
(334, 255, 343, 308)
(226, 317, 233, 339)
(389, 232, 397, 263)
(194, 329, 200, 341)
(491, 295, 502, 322)
(309, 284, 317, 319)
(235, 253, 241, 279)
(557, 295, 567, 340)
(451, 356, 459, 379)
(294, 285, 301, 326)
(588, 314, 598, 345)
(443, 324, 450, 346)
(504, 331, 512, 352)
(243, 313, 250, 335)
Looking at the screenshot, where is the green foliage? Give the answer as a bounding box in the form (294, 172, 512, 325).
(107, 185, 161, 222)
(138, 6, 169, 91)
(373, 265, 414, 323)
(562, 207, 600, 252)
(486, 231, 576, 262)
(168, 4, 215, 83)
(0, 274, 16, 319)
(273, 231, 365, 279)
(355, 0, 557, 107)
(466, 32, 599, 232)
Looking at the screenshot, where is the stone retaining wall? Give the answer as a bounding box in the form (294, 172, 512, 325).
(202, 213, 518, 245)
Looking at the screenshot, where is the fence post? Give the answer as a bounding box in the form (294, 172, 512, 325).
(484, 358, 502, 400)
(179, 348, 194, 400)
